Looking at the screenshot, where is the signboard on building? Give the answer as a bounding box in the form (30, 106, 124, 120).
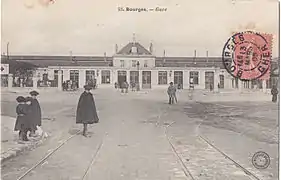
(0, 64, 9, 75)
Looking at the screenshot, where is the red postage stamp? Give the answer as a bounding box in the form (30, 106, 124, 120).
(222, 31, 273, 81)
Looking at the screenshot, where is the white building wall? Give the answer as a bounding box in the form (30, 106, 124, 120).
(63, 69, 70, 81)
(113, 57, 155, 68)
(214, 69, 220, 91)
(199, 70, 205, 89)
(151, 70, 158, 88)
(79, 69, 86, 88)
(183, 70, 189, 89)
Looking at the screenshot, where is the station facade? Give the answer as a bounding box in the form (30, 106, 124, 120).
(1, 40, 279, 91)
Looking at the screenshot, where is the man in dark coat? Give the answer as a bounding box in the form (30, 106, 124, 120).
(29, 91, 42, 137)
(76, 85, 99, 136)
(271, 85, 278, 102)
(167, 82, 177, 104)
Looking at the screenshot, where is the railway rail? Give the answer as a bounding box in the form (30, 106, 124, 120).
(164, 121, 262, 180)
(15, 130, 105, 180)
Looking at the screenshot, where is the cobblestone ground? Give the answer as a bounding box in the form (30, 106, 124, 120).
(1, 89, 279, 180)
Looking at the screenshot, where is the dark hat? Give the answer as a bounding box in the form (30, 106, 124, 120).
(25, 96, 32, 102)
(29, 90, 39, 96)
(16, 96, 25, 103)
(84, 85, 92, 90)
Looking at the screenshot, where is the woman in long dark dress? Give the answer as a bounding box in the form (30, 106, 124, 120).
(29, 91, 42, 137)
(76, 85, 99, 136)
(14, 96, 30, 141)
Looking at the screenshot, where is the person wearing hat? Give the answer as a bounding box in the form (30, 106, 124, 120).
(167, 82, 177, 104)
(28, 90, 42, 137)
(14, 96, 30, 141)
(271, 85, 278, 103)
(76, 85, 99, 136)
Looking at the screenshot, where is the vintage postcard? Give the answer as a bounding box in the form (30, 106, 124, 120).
(0, 0, 279, 179)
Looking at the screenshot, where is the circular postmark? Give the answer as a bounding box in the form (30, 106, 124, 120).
(252, 151, 270, 169)
(222, 31, 271, 81)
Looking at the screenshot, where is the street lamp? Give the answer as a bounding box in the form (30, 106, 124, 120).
(136, 61, 140, 91)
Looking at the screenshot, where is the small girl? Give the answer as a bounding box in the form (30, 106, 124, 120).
(14, 96, 30, 141)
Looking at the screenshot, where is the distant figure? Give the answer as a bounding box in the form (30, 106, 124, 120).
(121, 81, 125, 93)
(14, 96, 30, 141)
(62, 81, 67, 91)
(93, 79, 97, 89)
(210, 83, 213, 91)
(125, 81, 129, 93)
(271, 85, 278, 103)
(131, 81, 136, 91)
(167, 82, 177, 104)
(76, 85, 99, 137)
(114, 82, 118, 89)
(28, 91, 42, 137)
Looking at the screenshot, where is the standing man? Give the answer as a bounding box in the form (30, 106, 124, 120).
(167, 82, 177, 104)
(76, 85, 99, 137)
(271, 85, 278, 103)
(29, 91, 42, 137)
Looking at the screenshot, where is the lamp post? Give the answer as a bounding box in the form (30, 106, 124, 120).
(137, 61, 140, 91)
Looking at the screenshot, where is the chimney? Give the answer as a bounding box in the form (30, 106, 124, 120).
(149, 43, 153, 54)
(162, 50, 166, 66)
(193, 50, 197, 64)
(115, 44, 118, 53)
(104, 52, 107, 62)
(206, 50, 209, 63)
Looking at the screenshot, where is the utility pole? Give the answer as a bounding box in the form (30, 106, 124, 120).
(193, 50, 197, 64)
(7, 42, 10, 60)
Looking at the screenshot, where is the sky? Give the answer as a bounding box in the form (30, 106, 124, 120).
(1, 0, 279, 57)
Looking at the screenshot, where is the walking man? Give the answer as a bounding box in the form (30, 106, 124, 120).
(29, 91, 42, 137)
(76, 85, 99, 137)
(271, 85, 278, 103)
(167, 82, 177, 104)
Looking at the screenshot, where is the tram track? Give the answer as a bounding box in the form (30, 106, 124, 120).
(164, 119, 263, 180)
(14, 130, 105, 180)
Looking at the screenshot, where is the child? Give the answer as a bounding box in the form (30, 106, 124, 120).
(29, 91, 41, 137)
(14, 96, 30, 141)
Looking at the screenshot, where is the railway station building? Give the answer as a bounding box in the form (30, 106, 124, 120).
(1, 40, 279, 92)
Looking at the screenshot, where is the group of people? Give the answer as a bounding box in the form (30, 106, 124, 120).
(114, 81, 139, 93)
(14, 91, 42, 141)
(62, 80, 79, 91)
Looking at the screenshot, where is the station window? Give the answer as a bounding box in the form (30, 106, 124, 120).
(120, 60, 125, 67)
(101, 70, 110, 84)
(158, 71, 167, 85)
(190, 71, 199, 85)
(132, 60, 137, 67)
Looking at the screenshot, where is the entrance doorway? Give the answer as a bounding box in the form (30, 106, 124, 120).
(118, 71, 127, 85)
(219, 75, 224, 89)
(54, 70, 64, 87)
(142, 71, 151, 89)
(174, 71, 183, 89)
(70, 70, 79, 88)
(205, 71, 214, 89)
(130, 71, 139, 84)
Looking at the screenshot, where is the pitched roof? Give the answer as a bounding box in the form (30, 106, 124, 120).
(116, 42, 152, 55)
(1, 55, 278, 69)
(1, 55, 113, 67)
